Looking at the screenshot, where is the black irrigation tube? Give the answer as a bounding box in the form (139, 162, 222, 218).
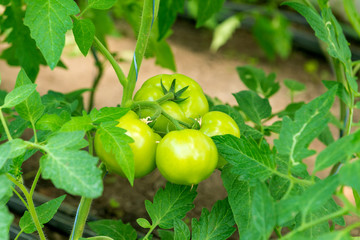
(8, 192, 149, 240)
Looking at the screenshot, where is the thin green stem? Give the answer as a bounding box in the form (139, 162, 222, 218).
(14, 229, 25, 240)
(161, 110, 184, 130)
(31, 121, 38, 144)
(281, 180, 294, 200)
(93, 37, 127, 88)
(0, 108, 12, 141)
(143, 224, 157, 240)
(70, 197, 93, 240)
(282, 208, 348, 240)
(29, 167, 42, 197)
(121, 0, 160, 107)
(7, 174, 47, 240)
(88, 48, 104, 112)
(11, 186, 29, 209)
(78, 6, 90, 18)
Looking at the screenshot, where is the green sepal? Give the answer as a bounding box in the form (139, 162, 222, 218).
(160, 79, 189, 103)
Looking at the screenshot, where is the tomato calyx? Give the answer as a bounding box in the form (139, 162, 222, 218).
(160, 79, 189, 103)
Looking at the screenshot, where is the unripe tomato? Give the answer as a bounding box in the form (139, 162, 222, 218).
(156, 129, 218, 185)
(199, 111, 240, 168)
(94, 111, 157, 178)
(134, 74, 209, 134)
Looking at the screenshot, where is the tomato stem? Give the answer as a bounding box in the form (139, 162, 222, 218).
(121, 0, 160, 107)
(93, 36, 128, 88)
(7, 173, 47, 240)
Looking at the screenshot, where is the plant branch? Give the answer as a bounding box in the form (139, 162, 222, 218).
(88, 47, 104, 112)
(93, 37, 127, 88)
(29, 167, 42, 197)
(121, 0, 160, 107)
(7, 174, 46, 240)
(282, 208, 348, 239)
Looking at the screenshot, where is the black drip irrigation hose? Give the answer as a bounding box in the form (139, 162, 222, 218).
(8, 192, 149, 240)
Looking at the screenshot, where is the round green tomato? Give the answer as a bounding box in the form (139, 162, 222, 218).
(199, 111, 240, 168)
(134, 74, 209, 134)
(94, 111, 157, 178)
(156, 129, 218, 185)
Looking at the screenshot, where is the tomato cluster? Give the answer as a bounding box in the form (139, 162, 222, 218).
(94, 74, 240, 185)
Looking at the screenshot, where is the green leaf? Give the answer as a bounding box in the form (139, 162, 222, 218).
(145, 182, 197, 229)
(79, 237, 114, 240)
(153, 40, 177, 72)
(36, 113, 69, 131)
(73, 18, 95, 56)
(277, 102, 305, 119)
(221, 166, 253, 233)
(14, 69, 44, 123)
(241, 181, 275, 240)
(88, 219, 137, 240)
(158, 230, 174, 240)
(297, 176, 339, 217)
(136, 218, 151, 228)
(24, 0, 80, 69)
(158, 0, 185, 40)
(192, 198, 235, 240)
(343, 0, 360, 37)
(317, 125, 334, 146)
(274, 87, 337, 165)
(0, 139, 28, 170)
(0, 2, 45, 81)
(41, 132, 102, 198)
(236, 66, 280, 98)
(284, 79, 306, 92)
(90, 107, 129, 124)
(315, 130, 360, 172)
(316, 230, 351, 240)
(88, 0, 117, 10)
(60, 115, 94, 132)
(46, 131, 88, 151)
(322, 80, 351, 107)
(0, 174, 12, 206)
(213, 135, 276, 181)
(233, 90, 272, 125)
(196, 0, 225, 28)
(2, 84, 37, 109)
(339, 160, 360, 194)
(174, 219, 190, 240)
(284, 2, 356, 91)
(40, 150, 102, 198)
(19, 195, 66, 233)
(211, 15, 241, 52)
(97, 122, 134, 185)
(0, 116, 29, 141)
(0, 206, 13, 240)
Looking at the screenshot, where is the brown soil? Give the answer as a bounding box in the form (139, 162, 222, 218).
(1, 19, 359, 239)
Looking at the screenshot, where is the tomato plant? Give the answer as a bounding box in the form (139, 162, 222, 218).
(1, 0, 360, 240)
(156, 129, 218, 185)
(94, 111, 157, 178)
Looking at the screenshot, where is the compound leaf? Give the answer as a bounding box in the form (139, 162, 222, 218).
(19, 195, 66, 233)
(24, 0, 80, 69)
(14, 69, 44, 124)
(88, 220, 137, 240)
(233, 90, 271, 125)
(191, 198, 235, 240)
(145, 182, 197, 229)
(274, 87, 336, 165)
(97, 122, 134, 185)
(213, 135, 276, 181)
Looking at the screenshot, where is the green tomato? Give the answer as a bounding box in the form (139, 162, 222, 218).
(134, 74, 209, 134)
(156, 129, 218, 185)
(199, 111, 240, 168)
(94, 111, 157, 178)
